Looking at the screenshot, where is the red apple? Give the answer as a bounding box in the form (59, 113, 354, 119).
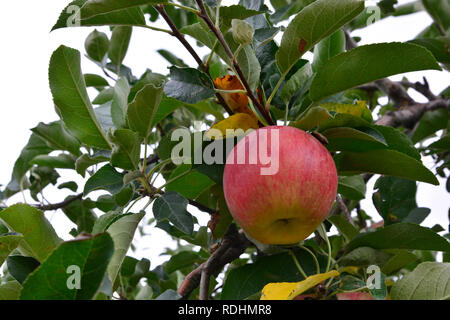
(223, 126, 337, 245)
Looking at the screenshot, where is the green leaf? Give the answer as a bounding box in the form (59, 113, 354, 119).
(62, 197, 97, 234)
(221, 250, 326, 300)
(291, 106, 332, 130)
(51, 0, 146, 31)
(276, 0, 365, 74)
(80, 0, 165, 19)
(223, 32, 261, 90)
(110, 77, 131, 129)
(157, 49, 188, 68)
(30, 154, 76, 169)
(20, 233, 114, 300)
(106, 212, 145, 284)
(421, 0, 450, 33)
(75, 152, 110, 177)
(0, 234, 24, 266)
(164, 67, 215, 104)
(4, 134, 52, 196)
(323, 127, 387, 153)
(165, 164, 215, 200)
(310, 42, 442, 101)
(85, 29, 110, 62)
(0, 204, 62, 262)
(31, 121, 81, 156)
(321, 101, 373, 122)
(428, 134, 450, 150)
(372, 176, 417, 223)
(411, 108, 449, 143)
(49, 45, 111, 150)
(220, 5, 264, 30)
(281, 62, 312, 104)
(127, 84, 164, 138)
(381, 249, 418, 275)
(346, 223, 450, 253)
(84, 73, 109, 88)
(84, 164, 124, 196)
(58, 181, 78, 192)
(403, 207, 431, 225)
(339, 247, 393, 267)
(7, 256, 40, 284)
(409, 37, 450, 64)
(0, 281, 22, 300)
(337, 175, 366, 200)
(153, 191, 194, 235)
(93, 88, 114, 104)
(108, 26, 132, 70)
(108, 129, 142, 170)
(164, 251, 203, 274)
(312, 29, 345, 72)
(334, 149, 439, 185)
(328, 215, 359, 241)
(391, 262, 450, 300)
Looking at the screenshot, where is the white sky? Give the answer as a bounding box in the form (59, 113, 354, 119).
(0, 0, 449, 266)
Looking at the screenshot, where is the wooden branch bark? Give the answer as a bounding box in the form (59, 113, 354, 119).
(178, 224, 251, 299)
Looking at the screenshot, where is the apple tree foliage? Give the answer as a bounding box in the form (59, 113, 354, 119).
(0, 0, 450, 300)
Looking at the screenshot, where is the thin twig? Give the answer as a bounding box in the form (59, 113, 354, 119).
(35, 193, 83, 211)
(194, 0, 274, 125)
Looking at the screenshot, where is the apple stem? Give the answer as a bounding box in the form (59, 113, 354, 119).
(320, 223, 332, 273)
(288, 250, 308, 279)
(299, 245, 321, 275)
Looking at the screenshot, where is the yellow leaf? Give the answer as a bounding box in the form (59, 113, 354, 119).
(214, 75, 250, 114)
(338, 266, 359, 275)
(291, 106, 332, 130)
(206, 113, 258, 139)
(260, 270, 339, 300)
(321, 101, 373, 122)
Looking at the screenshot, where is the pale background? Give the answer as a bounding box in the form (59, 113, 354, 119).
(0, 0, 449, 266)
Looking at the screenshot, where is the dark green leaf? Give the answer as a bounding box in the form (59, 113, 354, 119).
(312, 29, 345, 71)
(335, 149, 439, 185)
(346, 223, 450, 252)
(276, 0, 365, 74)
(153, 191, 194, 235)
(310, 42, 442, 102)
(0, 204, 62, 262)
(108, 129, 142, 170)
(51, 0, 146, 31)
(338, 175, 366, 200)
(75, 152, 110, 177)
(31, 121, 81, 156)
(165, 164, 215, 200)
(85, 29, 109, 62)
(164, 67, 215, 104)
(30, 154, 76, 169)
(84, 164, 124, 196)
(0, 234, 24, 266)
(164, 251, 203, 274)
(127, 84, 164, 138)
(108, 26, 132, 70)
(7, 256, 40, 284)
(20, 233, 114, 300)
(411, 108, 449, 143)
(110, 77, 131, 129)
(49, 45, 111, 150)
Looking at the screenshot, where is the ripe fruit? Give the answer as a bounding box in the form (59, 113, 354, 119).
(223, 126, 338, 245)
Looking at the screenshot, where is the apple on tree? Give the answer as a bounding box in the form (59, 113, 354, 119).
(223, 126, 338, 245)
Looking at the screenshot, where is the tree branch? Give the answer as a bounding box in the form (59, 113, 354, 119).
(194, 0, 275, 125)
(154, 5, 234, 116)
(35, 193, 83, 211)
(376, 99, 450, 128)
(178, 224, 251, 299)
(400, 77, 438, 101)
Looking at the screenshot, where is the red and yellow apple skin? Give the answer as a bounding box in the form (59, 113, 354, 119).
(223, 126, 338, 245)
